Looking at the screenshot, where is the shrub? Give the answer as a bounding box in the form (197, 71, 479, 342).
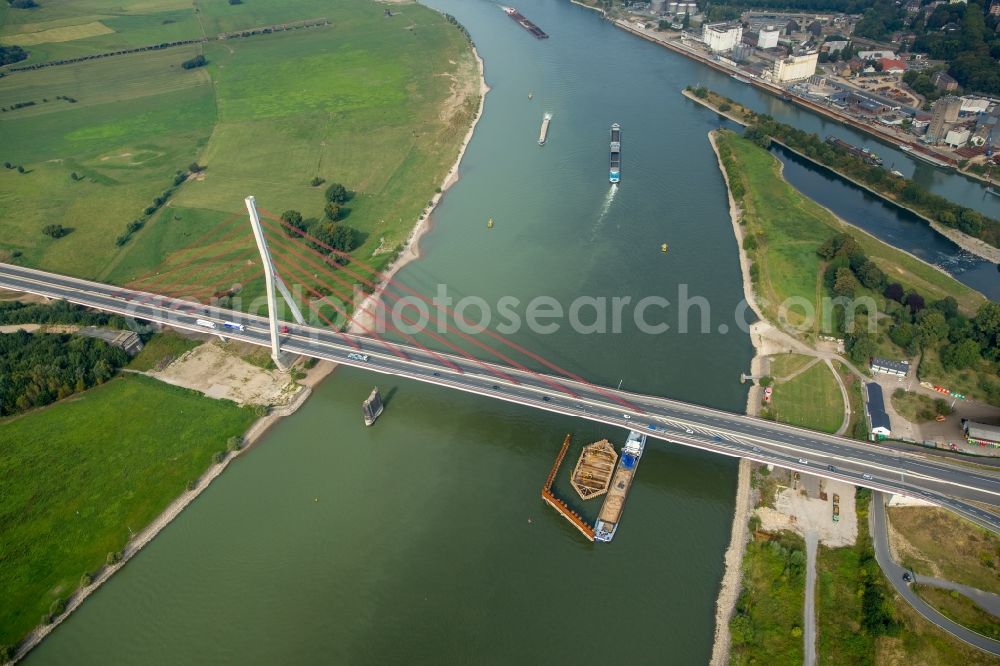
(80, 572, 93, 587)
(186, 479, 197, 491)
(49, 597, 67, 618)
(226, 435, 243, 452)
(41, 224, 69, 239)
(310, 176, 325, 186)
(213, 450, 226, 464)
(181, 55, 207, 70)
(188, 162, 204, 173)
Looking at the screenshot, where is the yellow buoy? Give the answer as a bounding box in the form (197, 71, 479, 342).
(487, 217, 494, 229)
(661, 243, 669, 253)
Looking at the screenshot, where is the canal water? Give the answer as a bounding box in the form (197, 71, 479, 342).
(27, 1, 995, 664)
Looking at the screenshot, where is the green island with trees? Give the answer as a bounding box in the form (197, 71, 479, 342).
(690, 87, 1000, 249)
(713, 127, 1000, 405)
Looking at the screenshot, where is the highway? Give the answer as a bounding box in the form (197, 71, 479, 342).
(3, 262, 1000, 532)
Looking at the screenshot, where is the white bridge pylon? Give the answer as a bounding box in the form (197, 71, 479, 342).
(245, 195, 306, 371)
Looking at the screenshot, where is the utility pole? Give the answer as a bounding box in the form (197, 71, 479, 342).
(245, 196, 306, 371)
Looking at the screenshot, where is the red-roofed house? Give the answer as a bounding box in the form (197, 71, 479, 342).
(878, 57, 907, 74)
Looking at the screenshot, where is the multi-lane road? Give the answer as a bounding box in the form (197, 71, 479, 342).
(3, 262, 1000, 531)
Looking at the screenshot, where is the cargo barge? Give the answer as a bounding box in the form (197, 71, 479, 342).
(825, 136, 883, 166)
(501, 6, 548, 39)
(594, 430, 646, 542)
(538, 112, 552, 145)
(609, 123, 621, 183)
(570, 439, 617, 500)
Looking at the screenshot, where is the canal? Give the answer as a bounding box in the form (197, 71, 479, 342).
(27, 1, 995, 664)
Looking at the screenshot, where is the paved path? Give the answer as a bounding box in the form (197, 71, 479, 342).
(804, 529, 818, 666)
(913, 574, 1000, 618)
(871, 492, 1000, 656)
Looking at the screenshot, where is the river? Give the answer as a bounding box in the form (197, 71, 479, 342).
(26, 1, 995, 664)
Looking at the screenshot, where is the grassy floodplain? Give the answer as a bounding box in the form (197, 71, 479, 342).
(1, 0, 480, 308)
(0, 374, 255, 650)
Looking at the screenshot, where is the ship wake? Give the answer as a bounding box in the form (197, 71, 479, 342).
(591, 184, 618, 238)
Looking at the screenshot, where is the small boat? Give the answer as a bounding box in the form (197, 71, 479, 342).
(661, 243, 669, 253)
(528, 92, 533, 100)
(487, 217, 494, 228)
(891, 169, 904, 177)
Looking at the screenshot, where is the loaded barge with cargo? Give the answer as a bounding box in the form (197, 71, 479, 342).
(501, 6, 548, 39)
(825, 136, 883, 166)
(609, 123, 621, 183)
(538, 112, 552, 145)
(594, 430, 646, 542)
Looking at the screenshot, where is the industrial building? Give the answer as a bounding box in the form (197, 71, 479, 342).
(771, 52, 818, 83)
(757, 27, 780, 49)
(865, 383, 892, 440)
(702, 22, 743, 53)
(927, 95, 962, 143)
(870, 357, 910, 377)
(944, 127, 970, 148)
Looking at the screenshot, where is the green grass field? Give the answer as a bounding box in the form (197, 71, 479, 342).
(768, 361, 844, 434)
(0, 374, 255, 649)
(914, 586, 1000, 641)
(768, 353, 815, 380)
(2, 0, 479, 303)
(0, 0, 203, 64)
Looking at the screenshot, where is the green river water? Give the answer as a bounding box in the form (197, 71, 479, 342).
(32, 0, 992, 663)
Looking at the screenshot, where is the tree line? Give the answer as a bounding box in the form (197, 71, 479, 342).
(0, 300, 134, 329)
(0, 45, 28, 66)
(0, 331, 128, 416)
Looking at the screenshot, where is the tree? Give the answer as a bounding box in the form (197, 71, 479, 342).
(856, 260, 886, 290)
(188, 162, 204, 173)
(833, 267, 859, 297)
(324, 202, 341, 222)
(884, 282, 904, 302)
(847, 331, 879, 364)
(905, 292, 925, 313)
(0, 44, 28, 66)
(941, 338, 981, 370)
(916, 308, 948, 346)
(324, 182, 349, 204)
(280, 209, 308, 237)
(682, 10, 690, 29)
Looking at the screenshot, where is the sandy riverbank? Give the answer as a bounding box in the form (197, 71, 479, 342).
(707, 130, 760, 666)
(9, 36, 490, 666)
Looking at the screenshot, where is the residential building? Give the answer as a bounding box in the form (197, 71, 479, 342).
(991, 0, 1000, 15)
(927, 95, 962, 142)
(932, 70, 959, 92)
(944, 127, 970, 147)
(905, 0, 922, 13)
(964, 421, 1000, 448)
(870, 357, 910, 377)
(772, 51, 818, 82)
(702, 22, 743, 52)
(865, 383, 892, 440)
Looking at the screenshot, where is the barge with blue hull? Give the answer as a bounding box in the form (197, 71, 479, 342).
(609, 123, 621, 183)
(594, 430, 646, 542)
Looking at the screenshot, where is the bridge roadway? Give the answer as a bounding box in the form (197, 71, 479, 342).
(4, 262, 1000, 531)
